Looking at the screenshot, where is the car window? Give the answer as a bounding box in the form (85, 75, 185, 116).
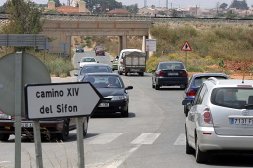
(158, 62, 184, 70)
(194, 84, 207, 105)
(193, 76, 228, 88)
(82, 57, 96, 62)
(80, 66, 111, 75)
(211, 87, 253, 109)
(85, 75, 123, 88)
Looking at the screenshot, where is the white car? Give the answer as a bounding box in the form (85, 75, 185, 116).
(79, 57, 98, 68)
(183, 77, 253, 163)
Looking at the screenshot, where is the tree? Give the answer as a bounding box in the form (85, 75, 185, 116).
(219, 3, 228, 9)
(124, 4, 138, 14)
(85, 0, 122, 14)
(1, 0, 43, 34)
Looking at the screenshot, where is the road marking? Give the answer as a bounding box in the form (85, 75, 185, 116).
(86, 145, 141, 168)
(131, 133, 160, 145)
(88, 133, 123, 144)
(174, 133, 186, 145)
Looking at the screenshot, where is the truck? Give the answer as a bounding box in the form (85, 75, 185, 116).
(117, 49, 146, 76)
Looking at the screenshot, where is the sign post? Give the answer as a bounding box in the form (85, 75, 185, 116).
(25, 82, 102, 168)
(181, 41, 192, 68)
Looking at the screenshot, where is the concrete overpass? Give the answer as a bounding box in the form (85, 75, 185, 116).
(41, 14, 153, 55)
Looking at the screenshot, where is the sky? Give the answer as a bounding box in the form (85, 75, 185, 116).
(0, 0, 252, 9)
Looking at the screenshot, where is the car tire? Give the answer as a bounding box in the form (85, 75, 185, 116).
(155, 84, 160, 90)
(124, 71, 128, 76)
(195, 136, 208, 163)
(121, 108, 129, 117)
(0, 133, 10, 142)
(118, 71, 122, 75)
(152, 83, 155, 88)
(185, 127, 194, 154)
(139, 72, 144, 76)
(57, 120, 69, 141)
(83, 117, 89, 136)
(184, 105, 189, 116)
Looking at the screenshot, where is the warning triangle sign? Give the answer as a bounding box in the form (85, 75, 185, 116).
(181, 41, 192, 51)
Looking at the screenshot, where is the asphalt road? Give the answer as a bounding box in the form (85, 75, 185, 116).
(1, 73, 253, 168)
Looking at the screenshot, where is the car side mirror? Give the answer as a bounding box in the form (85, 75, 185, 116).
(74, 73, 78, 76)
(97, 61, 99, 63)
(125, 86, 133, 90)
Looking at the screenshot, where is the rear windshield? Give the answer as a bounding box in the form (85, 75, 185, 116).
(159, 62, 184, 70)
(211, 87, 253, 109)
(193, 76, 227, 87)
(80, 66, 111, 75)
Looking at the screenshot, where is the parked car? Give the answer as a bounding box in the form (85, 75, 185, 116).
(117, 49, 146, 76)
(81, 73, 133, 117)
(0, 110, 89, 141)
(78, 57, 98, 68)
(183, 78, 253, 163)
(75, 48, 84, 53)
(74, 63, 113, 82)
(111, 56, 119, 71)
(183, 73, 229, 116)
(152, 61, 188, 90)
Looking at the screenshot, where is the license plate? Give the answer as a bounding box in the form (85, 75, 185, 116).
(230, 118, 253, 126)
(21, 122, 33, 128)
(168, 73, 178, 76)
(98, 103, 109, 107)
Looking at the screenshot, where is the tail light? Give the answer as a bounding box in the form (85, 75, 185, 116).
(157, 70, 166, 77)
(180, 71, 188, 77)
(186, 89, 196, 97)
(201, 108, 213, 125)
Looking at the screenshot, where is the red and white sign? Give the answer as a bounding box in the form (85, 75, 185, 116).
(181, 41, 192, 51)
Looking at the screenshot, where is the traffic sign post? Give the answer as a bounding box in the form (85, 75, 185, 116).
(181, 41, 192, 68)
(25, 82, 102, 168)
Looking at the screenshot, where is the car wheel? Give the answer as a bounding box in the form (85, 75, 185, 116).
(139, 72, 144, 76)
(184, 105, 189, 116)
(185, 127, 194, 154)
(118, 71, 122, 75)
(57, 120, 69, 141)
(0, 133, 10, 142)
(152, 83, 155, 88)
(195, 136, 208, 163)
(155, 84, 160, 90)
(124, 71, 128, 76)
(83, 117, 89, 136)
(121, 108, 129, 117)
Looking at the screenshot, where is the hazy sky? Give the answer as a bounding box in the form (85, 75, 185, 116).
(0, 0, 252, 9)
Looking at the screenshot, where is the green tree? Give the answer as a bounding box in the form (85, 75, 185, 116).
(85, 0, 122, 14)
(1, 0, 43, 34)
(124, 4, 138, 14)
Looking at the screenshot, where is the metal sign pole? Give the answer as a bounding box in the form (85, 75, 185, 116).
(76, 117, 85, 168)
(33, 120, 43, 168)
(185, 52, 188, 69)
(14, 52, 23, 168)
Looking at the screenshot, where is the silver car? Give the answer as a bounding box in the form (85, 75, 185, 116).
(183, 77, 253, 163)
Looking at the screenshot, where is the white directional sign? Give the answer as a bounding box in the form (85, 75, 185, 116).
(145, 39, 157, 51)
(25, 82, 102, 120)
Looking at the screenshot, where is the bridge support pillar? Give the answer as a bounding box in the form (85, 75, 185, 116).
(142, 35, 150, 59)
(119, 35, 127, 53)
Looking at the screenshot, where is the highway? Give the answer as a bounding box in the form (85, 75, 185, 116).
(1, 74, 253, 168)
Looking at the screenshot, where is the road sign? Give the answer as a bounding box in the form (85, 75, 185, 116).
(0, 53, 51, 116)
(181, 41, 192, 51)
(25, 82, 102, 120)
(146, 39, 156, 51)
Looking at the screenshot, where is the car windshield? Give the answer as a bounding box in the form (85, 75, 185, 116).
(211, 87, 253, 109)
(84, 75, 123, 88)
(159, 62, 184, 70)
(81, 57, 96, 62)
(80, 66, 112, 75)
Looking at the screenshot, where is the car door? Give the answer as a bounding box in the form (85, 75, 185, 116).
(186, 84, 207, 143)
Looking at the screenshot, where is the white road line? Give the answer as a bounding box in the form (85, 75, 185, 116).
(86, 145, 141, 168)
(173, 133, 186, 145)
(88, 133, 123, 144)
(131, 133, 160, 145)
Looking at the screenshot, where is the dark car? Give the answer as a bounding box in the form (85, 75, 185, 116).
(74, 63, 113, 82)
(81, 73, 133, 117)
(152, 61, 188, 90)
(0, 110, 89, 141)
(182, 73, 229, 116)
(75, 48, 84, 53)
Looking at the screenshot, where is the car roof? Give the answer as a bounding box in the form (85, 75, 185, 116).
(121, 49, 142, 52)
(191, 73, 228, 78)
(81, 63, 110, 67)
(86, 72, 119, 76)
(159, 61, 183, 64)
